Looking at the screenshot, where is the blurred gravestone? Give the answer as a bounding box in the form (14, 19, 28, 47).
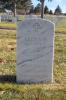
(12, 17, 17, 23)
(0, 16, 1, 22)
(25, 14, 37, 19)
(16, 18, 54, 83)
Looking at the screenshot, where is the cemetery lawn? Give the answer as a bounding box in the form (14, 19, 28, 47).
(0, 22, 16, 30)
(0, 19, 66, 100)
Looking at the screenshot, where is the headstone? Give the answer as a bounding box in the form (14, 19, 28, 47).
(0, 16, 1, 22)
(16, 18, 54, 83)
(25, 14, 37, 19)
(12, 17, 17, 23)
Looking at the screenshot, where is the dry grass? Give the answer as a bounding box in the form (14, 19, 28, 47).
(0, 22, 16, 29)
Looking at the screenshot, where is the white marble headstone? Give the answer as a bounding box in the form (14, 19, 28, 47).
(16, 18, 54, 83)
(12, 17, 17, 23)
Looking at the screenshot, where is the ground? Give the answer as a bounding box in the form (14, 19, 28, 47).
(0, 18, 66, 100)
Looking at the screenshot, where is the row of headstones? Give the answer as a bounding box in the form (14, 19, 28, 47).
(43, 15, 66, 24)
(0, 14, 66, 23)
(0, 15, 18, 23)
(0, 14, 35, 23)
(16, 15, 55, 83)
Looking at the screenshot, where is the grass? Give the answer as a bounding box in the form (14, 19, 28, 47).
(54, 34, 66, 84)
(0, 19, 66, 99)
(0, 22, 16, 29)
(0, 83, 66, 100)
(55, 19, 66, 33)
(0, 29, 16, 75)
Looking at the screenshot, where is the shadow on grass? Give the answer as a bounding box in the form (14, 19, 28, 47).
(0, 75, 52, 84)
(0, 75, 16, 83)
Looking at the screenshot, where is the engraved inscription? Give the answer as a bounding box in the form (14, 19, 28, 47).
(33, 23, 42, 32)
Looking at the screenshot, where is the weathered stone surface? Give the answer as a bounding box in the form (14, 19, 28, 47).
(16, 18, 54, 83)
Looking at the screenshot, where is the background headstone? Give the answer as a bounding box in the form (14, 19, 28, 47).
(12, 17, 17, 23)
(16, 18, 54, 83)
(0, 16, 1, 22)
(25, 14, 37, 19)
